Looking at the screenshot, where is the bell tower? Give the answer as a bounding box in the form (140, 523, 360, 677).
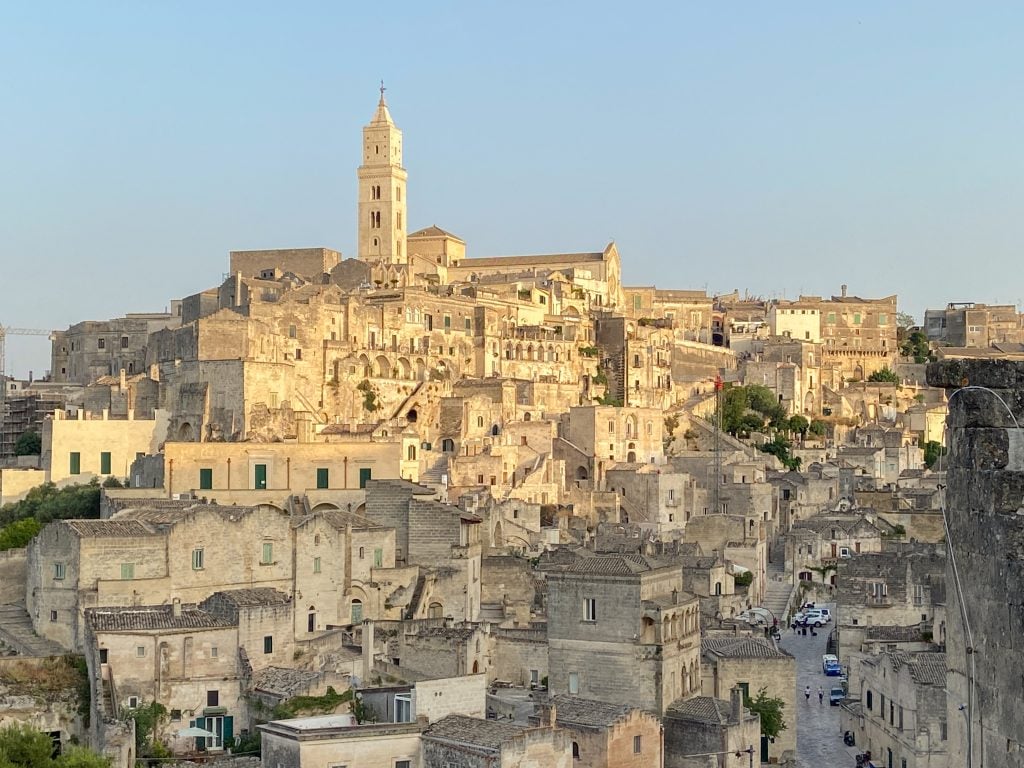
(358, 83, 407, 264)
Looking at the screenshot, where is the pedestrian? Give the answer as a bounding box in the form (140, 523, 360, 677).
(791, 622, 797, 634)
(818, 686, 824, 705)
(804, 685, 811, 702)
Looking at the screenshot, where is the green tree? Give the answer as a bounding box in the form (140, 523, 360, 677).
(744, 687, 787, 739)
(0, 481, 102, 527)
(867, 367, 899, 383)
(0, 723, 57, 767)
(54, 747, 111, 768)
(0, 518, 41, 551)
(787, 415, 809, 436)
(922, 440, 946, 469)
(13, 431, 41, 457)
(125, 701, 168, 757)
(759, 434, 801, 471)
(901, 330, 931, 364)
(733, 571, 753, 587)
(808, 419, 827, 437)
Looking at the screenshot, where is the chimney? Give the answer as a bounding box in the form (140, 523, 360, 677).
(361, 619, 375, 683)
(841, 284, 848, 298)
(730, 686, 743, 724)
(172, 598, 181, 618)
(547, 702, 558, 727)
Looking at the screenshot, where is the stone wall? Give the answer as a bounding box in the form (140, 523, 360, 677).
(927, 359, 1024, 765)
(0, 549, 26, 605)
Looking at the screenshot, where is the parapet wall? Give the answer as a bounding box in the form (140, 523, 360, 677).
(927, 359, 1024, 766)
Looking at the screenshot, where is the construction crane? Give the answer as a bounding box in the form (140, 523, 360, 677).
(0, 326, 53, 378)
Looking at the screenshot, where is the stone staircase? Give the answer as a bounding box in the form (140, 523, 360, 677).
(0, 602, 65, 657)
(761, 559, 794, 624)
(419, 454, 449, 486)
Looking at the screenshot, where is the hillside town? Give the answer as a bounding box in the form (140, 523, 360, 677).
(2, 93, 1023, 768)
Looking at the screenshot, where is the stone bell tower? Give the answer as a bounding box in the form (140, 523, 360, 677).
(357, 83, 407, 265)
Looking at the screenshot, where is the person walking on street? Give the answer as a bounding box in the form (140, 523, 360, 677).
(805, 685, 811, 702)
(818, 686, 824, 705)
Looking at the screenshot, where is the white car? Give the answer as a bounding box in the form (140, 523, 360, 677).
(794, 609, 831, 627)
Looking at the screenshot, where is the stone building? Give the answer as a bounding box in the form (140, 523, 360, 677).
(700, 636, 796, 761)
(536, 695, 663, 768)
(546, 553, 701, 714)
(785, 512, 886, 586)
(259, 715, 422, 768)
(664, 687, 761, 768)
(923, 302, 1024, 348)
(421, 713, 571, 768)
(840, 651, 948, 768)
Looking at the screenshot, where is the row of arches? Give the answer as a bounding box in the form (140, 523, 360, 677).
(504, 342, 570, 363)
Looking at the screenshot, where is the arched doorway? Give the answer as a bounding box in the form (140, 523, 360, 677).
(307, 606, 317, 633)
(627, 451, 637, 462)
(407, 408, 418, 423)
(575, 466, 589, 481)
(472, 660, 479, 674)
(350, 599, 363, 624)
(178, 422, 194, 441)
(441, 438, 455, 453)
(493, 521, 503, 547)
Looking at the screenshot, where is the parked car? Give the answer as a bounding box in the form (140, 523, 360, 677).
(829, 686, 846, 705)
(822, 654, 842, 675)
(794, 609, 830, 627)
(737, 608, 772, 626)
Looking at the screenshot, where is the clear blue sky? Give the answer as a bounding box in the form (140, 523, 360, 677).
(3, 2, 1023, 376)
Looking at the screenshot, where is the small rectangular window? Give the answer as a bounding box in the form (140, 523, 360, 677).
(210, 646, 218, 658)
(49, 610, 57, 622)
(192, 548, 204, 570)
(288, 325, 297, 338)
(584, 598, 597, 622)
(136, 646, 146, 658)
(313, 557, 321, 573)
(121, 335, 129, 349)
(568, 672, 579, 694)
(374, 548, 383, 567)
(100, 452, 111, 474)
(97, 338, 105, 350)
(263, 635, 273, 654)
(207, 690, 219, 707)
(170, 709, 182, 721)
(262, 543, 273, 564)
(395, 694, 413, 723)
(633, 735, 642, 754)
(199, 468, 213, 490)
(53, 562, 65, 580)
(69, 452, 81, 475)
(121, 563, 134, 580)
(316, 468, 329, 489)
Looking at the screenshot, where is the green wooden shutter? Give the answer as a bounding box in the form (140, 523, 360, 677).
(199, 468, 213, 490)
(222, 716, 233, 749)
(254, 464, 267, 489)
(69, 452, 80, 475)
(100, 452, 111, 474)
(358, 467, 372, 489)
(316, 468, 329, 489)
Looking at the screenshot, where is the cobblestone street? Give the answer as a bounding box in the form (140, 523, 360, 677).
(778, 606, 858, 768)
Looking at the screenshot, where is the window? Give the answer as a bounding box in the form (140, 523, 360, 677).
(100, 452, 111, 474)
(210, 646, 218, 658)
(121, 335, 129, 349)
(568, 672, 579, 694)
(316, 467, 329, 489)
(262, 543, 273, 564)
(465, 317, 472, 332)
(69, 452, 81, 475)
(584, 598, 597, 622)
(199, 468, 213, 490)
(192, 548, 204, 570)
(53, 562, 65, 580)
(127, 696, 139, 708)
(170, 709, 182, 721)
(854, 313, 862, 325)
(572, 742, 580, 759)
(633, 735, 642, 754)
(98, 338, 105, 350)
(395, 762, 411, 768)
(866, 690, 873, 710)
(288, 325, 297, 338)
(263, 636, 273, 654)
(254, 463, 267, 490)
(313, 557, 321, 574)
(136, 646, 146, 658)
(120, 563, 134, 580)
(374, 548, 383, 567)
(359, 547, 365, 560)
(351, 599, 363, 623)
(50, 610, 57, 622)
(295, 348, 302, 360)
(940, 720, 947, 740)
(207, 690, 219, 707)
(607, 420, 615, 434)
(827, 312, 836, 324)
(879, 313, 888, 326)
(395, 694, 412, 723)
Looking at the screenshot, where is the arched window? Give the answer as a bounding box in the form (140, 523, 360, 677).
(572, 742, 580, 759)
(523, 412, 531, 422)
(714, 582, 722, 595)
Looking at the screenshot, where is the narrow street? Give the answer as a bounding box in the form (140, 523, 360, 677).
(777, 605, 854, 768)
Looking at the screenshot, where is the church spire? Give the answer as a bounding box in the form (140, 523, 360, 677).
(371, 80, 394, 126)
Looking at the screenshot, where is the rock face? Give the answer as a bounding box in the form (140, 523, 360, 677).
(926, 361, 1024, 765)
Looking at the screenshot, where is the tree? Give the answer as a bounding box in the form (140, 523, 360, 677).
(867, 367, 899, 383)
(0, 723, 57, 767)
(759, 434, 801, 471)
(54, 747, 111, 768)
(744, 687, 787, 739)
(734, 570, 753, 587)
(13, 431, 41, 457)
(0, 518, 41, 551)
(896, 311, 916, 329)
(808, 419, 827, 437)
(787, 415, 809, 436)
(922, 440, 946, 469)
(901, 330, 931, 364)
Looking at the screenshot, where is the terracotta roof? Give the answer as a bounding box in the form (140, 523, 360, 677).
(251, 667, 322, 698)
(207, 588, 291, 607)
(459, 252, 604, 269)
(548, 695, 635, 728)
(889, 651, 946, 686)
(666, 696, 733, 724)
(424, 715, 525, 751)
(86, 605, 231, 631)
(561, 554, 663, 576)
(702, 636, 792, 660)
(64, 520, 158, 538)
(408, 225, 464, 241)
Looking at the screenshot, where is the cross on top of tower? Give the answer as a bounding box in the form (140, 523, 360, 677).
(379, 80, 386, 104)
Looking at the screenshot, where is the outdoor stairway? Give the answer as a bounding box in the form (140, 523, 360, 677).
(419, 455, 449, 485)
(404, 574, 427, 620)
(0, 602, 65, 657)
(761, 558, 794, 624)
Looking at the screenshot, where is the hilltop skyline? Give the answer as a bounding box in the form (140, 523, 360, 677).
(4, 2, 1024, 375)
